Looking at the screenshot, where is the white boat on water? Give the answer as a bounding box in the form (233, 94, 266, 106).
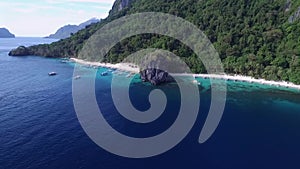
(74, 75, 81, 80)
(48, 72, 57, 76)
(101, 72, 108, 76)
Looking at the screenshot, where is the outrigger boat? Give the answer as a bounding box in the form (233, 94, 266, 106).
(48, 72, 57, 76)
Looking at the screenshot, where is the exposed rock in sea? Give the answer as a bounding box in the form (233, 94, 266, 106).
(8, 46, 30, 56)
(140, 68, 174, 86)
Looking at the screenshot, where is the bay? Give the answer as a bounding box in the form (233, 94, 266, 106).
(0, 38, 300, 169)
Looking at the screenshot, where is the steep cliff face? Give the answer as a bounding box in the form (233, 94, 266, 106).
(284, 0, 292, 12)
(119, 0, 131, 11)
(289, 6, 300, 23)
(110, 0, 132, 14)
(286, 0, 300, 23)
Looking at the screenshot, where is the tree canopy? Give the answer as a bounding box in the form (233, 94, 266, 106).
(9, 0, 300, 84)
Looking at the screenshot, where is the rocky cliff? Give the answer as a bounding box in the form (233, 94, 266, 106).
(110, 0, 132, 14)
(289, 6, 300, 23)
(140, 68, 174, 86)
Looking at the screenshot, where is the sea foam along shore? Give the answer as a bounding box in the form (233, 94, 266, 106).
(70, 58, 300, 91)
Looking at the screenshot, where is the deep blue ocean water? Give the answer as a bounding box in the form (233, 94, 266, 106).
(1, 38, 300, 169)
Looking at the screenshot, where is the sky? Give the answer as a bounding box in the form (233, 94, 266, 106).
(0, 0, 115, 37)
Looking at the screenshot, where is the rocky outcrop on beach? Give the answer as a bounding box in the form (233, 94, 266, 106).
(0, 28, 15, 38)
(140, 68, 174, 86)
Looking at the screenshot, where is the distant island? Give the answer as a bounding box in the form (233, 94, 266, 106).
(47, 18, 100, 39)
(0, 28, 15, 38)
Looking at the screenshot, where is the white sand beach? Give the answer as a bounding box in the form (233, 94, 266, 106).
(70, 58, 300, 90)
(70, 58, 140, 73)
(191, 74, 300, 90)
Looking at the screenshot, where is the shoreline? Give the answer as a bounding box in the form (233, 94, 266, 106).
(69, 58, 300, 91)
(70, 58, 140, 73)
(192, 74, 300, 90)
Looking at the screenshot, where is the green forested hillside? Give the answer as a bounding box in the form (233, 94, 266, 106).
(9, 0, 300, 84)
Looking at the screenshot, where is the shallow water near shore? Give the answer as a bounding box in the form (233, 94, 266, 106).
(1, 38, 300, 169)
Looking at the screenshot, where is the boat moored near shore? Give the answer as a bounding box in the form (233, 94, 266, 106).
(101, 72, 108, 76)
(48, 72, 57, 76)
